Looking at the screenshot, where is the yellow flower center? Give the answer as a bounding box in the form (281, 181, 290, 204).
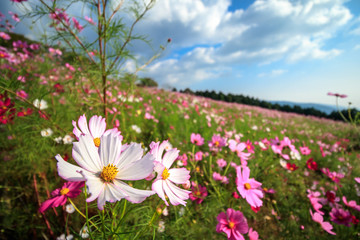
(196, 191, 201, 196)
(215, 141, 219, 146)
(60, 188, 70, 195)
(162, 168, 170, 180)
(263, 187, 268, 192)
(228, 221, 235, 229)
(93, 137, 101, 147)
(101, 164, 118, 182)
(244, 183, 251, 190)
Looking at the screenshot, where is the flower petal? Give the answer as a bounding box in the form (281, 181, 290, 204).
(117, 152, 155, 180)
(163, 180, 187, 206)
(56, 154, 86, 181)
(162, 148, 179, 169)
(99, 132, 122, 167)
(168, 168, 190, 184)
(152, 179, 168, 206)
(89, 115, 106, 139)
(80, 171, 105, 203)
(116, 143, 143, 169)
(113, 179, 154, 203)
(77, 114, 90, 135)
(72, 120, 82, 140)
(73, 134, 102, 172)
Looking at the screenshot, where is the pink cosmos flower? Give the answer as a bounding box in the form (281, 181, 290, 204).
(65, 63, 75, 71)
(342, 196, 360, 211)
(216, 208, 248, 240)
(177, 153, 188, 166)
(248, 228, 260, 240)
(56, 132, 155, 210)
(272, 137, 299, 160)
(0, 32, 10, 40)
(30, 43, 40, 50)
(9, 11, 20, 22)
(355, 177, 360, 184)
(329, 207, 352, 226)
(328, 92, 347, 98)
(213, 172, 228, 184)
(72, 114, 122, 146)
(307, 189, 324, 215)
(85, 16, 96, 25)
(0, 51, 9, 59)
(236, 166, 263, 207)
(150, 141, 191, 206)
(229, 140, 251, 165)
(190, 133, 204, 146)
(49, 47, 62, 56)
(208, 134, 226, 151)
(321, 168, 344, 183)
(39, 181, 84, 213)
(310, 209, 336, 235)
(72, 17, 84, 32)
(16, 90, 28, 99)
(194, 151, 203, 161)
(299, 146, 311, 155)
(189, 184, 208, 204)
(217, 158, 227, 169)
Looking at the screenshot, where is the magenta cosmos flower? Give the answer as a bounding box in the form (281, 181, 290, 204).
(39, 181, 84, 213)
(190, 133, 204, 146)
(329, 207, 352, 226)
(236, 166, 263, 207)
(189, 184, 208, 204)
(216, 208, 249, 240)
(72, 114, 121, 147)
(150, 141, 191, 206)
(56, 132, 155, 210)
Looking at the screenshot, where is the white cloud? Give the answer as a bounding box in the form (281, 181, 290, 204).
(135, 0, 352, 87)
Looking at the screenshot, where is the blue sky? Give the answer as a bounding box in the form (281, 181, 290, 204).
(3, 0, 360, 108)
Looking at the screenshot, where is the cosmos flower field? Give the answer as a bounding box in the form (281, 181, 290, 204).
(1, 12, 360, 240)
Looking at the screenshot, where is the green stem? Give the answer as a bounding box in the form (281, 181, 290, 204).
(68, 198, 99, 230)
(336, 97, 348, 123)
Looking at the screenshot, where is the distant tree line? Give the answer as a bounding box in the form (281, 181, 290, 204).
(174, 88, 359, 123)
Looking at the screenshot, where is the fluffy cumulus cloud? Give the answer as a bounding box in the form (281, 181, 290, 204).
(133, 0, 353, 87)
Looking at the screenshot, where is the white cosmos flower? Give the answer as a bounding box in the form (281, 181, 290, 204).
(72, 114, 122, 146)
(65, 204, 75, 214)
(63, 134, 74, 144)
(131, 125, 141, 134)
(33, 99, 48, 110)
(41, 128, 53, 137)
(290, 150, 301, 161)
(56, 133, 155, 210)
(80, 226, 89, 239)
